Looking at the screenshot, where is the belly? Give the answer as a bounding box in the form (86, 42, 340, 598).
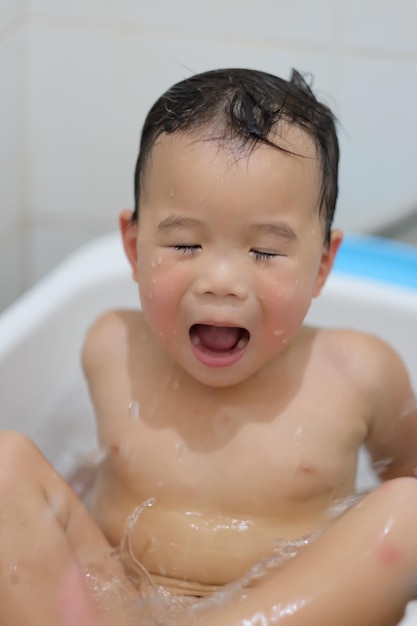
(93, 499, 328, 594)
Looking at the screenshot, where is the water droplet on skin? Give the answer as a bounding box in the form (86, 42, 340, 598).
(175, 441, 186, 461)
(128, 401, 139, 420)
(159, 331, 166, 341)
(273, 329, 284, 336)
(150, 260, 156, 268)
(157, 256, 162, 265)
(270, 598, 310, 620)
(148, 292, 153, 300)
(172, 380, 179, 391)
(400, 397, 417, 419)
(9, 564, 19, 585)
(169, 190, 174, 197)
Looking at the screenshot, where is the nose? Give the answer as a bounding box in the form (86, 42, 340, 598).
(192, 257, 249, 300)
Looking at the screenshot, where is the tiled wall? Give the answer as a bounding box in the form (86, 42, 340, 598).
(1, 0, 417, 311)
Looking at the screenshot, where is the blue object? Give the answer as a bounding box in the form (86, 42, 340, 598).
(334, 235, 417, 290)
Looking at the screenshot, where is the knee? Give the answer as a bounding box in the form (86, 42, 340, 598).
(374, 477, 417, 515)
(0, 430, 44, 482)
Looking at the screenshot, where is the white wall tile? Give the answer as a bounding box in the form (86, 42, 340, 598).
(27, 0, 136, 23)
(149, 35, 337, 91)
(0, 0, 25, 34)
(30, 23, 139, 221)
(335, 56, 417, 231)
(0, 227, 23, 312)
(30, 23, 336, 226)
(6, 1, 417, 306)
(341, 0, 417, 54)
(0, 28, 25, 238)
(28, 0, 338, 46)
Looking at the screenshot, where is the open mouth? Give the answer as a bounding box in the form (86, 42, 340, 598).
(189, 324, 250, 366)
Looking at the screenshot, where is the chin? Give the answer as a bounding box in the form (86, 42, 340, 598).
(183, 363, 253, 389)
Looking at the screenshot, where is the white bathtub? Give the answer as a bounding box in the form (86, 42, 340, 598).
(1, 231, 417, 624)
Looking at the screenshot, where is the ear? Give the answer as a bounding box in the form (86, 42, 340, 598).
(312, 229, 343, 297)
(119, 209, 139, 283)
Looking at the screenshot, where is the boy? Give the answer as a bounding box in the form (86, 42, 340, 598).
(2, 68, 417, 626)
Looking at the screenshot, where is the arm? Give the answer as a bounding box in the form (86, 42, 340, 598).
(81, 310, 132, 441)
(363, 336, 417, 480)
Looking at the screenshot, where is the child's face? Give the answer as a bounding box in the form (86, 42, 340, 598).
(121, 128, 341, 388)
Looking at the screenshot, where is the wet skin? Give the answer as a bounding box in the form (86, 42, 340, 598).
(83, 128, 417, 596)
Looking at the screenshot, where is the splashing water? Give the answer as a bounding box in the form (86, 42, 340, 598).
(80, 497, 331, 626)
(75, 488, 367, 626)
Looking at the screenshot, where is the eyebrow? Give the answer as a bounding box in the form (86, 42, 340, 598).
(157, 215, 297, 241)
(253, 222, 298, 241)
(157, 216, 203, 232)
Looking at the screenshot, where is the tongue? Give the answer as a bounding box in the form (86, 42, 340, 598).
(195, 325, 240, 351)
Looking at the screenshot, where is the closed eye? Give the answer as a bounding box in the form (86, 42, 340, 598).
(173, 245, 201, 255)
(250, 249, 279, 261)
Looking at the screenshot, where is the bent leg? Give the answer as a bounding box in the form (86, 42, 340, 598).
(194, 478, 417, 626)
(0, 431, 133, 626)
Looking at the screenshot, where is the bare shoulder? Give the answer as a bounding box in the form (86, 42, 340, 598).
(312, 326, 405, 383)
(312, 326, 414, 428)
(81, 309, 145, 377)
(310, 329, 417, 480)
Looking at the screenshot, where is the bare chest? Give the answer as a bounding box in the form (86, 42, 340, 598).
(91, 379, 367, 588)
(100, 394, 364, 515)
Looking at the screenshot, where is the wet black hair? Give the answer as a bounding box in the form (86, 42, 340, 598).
(132, 68, 339, 243)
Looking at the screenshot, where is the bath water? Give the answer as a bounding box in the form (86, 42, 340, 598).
(33, 384, 375, 626)
(66, 457, 364, 626)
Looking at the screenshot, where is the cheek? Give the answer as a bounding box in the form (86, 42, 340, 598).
(139, 288, 178, 344)
(137, 264, 184, 339)
(260, 278, 313, 337)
